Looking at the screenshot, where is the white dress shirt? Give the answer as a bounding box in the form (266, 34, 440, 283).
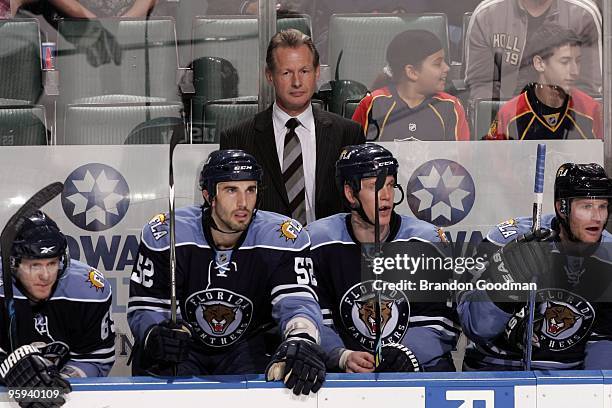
(272, 103, 316, 224)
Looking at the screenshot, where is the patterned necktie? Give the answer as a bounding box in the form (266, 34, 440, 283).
(282, 118, 306, 225)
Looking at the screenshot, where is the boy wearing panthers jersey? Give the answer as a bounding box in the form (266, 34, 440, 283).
(486, 24, 602, 140)
(128, 149, 326, 396)
(309, 144, 460, 373)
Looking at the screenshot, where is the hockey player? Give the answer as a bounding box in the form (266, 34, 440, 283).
(459, 163, 612, 370)
(0, 211, 115, 407)
(128, 149, 326, 395)
(309, 144, 460, 373)
(485, 24, 602, 140)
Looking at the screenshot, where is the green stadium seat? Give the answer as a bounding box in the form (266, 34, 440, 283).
(0, 105, 47, 145)
(474, 99, 505, 140)
(57, 18, 180, 103)
(342, 99, 361, 120)
(0, 19, 42, 104)
(63, 102, 183, 145)
(328, 13, 450, 89)
(190, 15, 312, 96)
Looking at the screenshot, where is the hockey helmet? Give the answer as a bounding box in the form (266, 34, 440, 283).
(554, 163, 612, 240)
(199, 149, 263, 201)
(335, 143, 398, 195)
(11, 211, 69, 271)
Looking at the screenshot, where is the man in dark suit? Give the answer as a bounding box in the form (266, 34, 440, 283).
(220, 29, 363, 224)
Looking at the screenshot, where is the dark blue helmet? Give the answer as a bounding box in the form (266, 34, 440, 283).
(335, 143, 399, 194)
(554, 163, 612, 241)
(11, 211, 69, 270)
(199, 149, 263, 200)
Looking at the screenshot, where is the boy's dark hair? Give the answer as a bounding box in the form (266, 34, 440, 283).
(386, 30, 443, 83)
(525, 24, 582, 65)
(266, 29, 319, 71)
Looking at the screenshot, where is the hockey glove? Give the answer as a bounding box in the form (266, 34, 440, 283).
(266, 334, 326, 395)
(504, 304, 544, 353)
(484, 228, 555, 303)
(0, 344, 72, 408)
(143, 319, 192, 365)
(375, 343, 421, 372)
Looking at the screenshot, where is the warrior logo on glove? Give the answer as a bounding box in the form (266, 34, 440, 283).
(184, 288, 253, 347)
(340, 280, 409, 351)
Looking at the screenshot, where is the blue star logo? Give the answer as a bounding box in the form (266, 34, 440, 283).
(407, 159, 475, 227)
(61, 163, 130, 231)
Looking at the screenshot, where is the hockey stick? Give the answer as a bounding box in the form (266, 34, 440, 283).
(1, 182, 64, 352)
(168, 126, 185, 325)
(523, 143, 546, 370)
(373, 166, 388, 368)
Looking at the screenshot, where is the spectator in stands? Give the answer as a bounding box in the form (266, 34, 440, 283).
(220, 29, 363, 225)
(0, 0, 10, 18)
(485, 24, 602, 140)
(46, 0, 155, 17)
(352, 30, 470, 141)
(465, 0, 601, 101)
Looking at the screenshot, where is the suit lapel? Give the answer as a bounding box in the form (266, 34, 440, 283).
(254, 107, 289, 206)
(314, 108, 333, 216)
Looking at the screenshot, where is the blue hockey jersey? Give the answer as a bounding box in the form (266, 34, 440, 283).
(0, 260, 115, 377)
(309, 212, 460, 370)
(459, 214, 612, 370)
(128, 206, 323, 371)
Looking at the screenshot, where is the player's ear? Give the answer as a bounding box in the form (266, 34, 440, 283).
(555, 200, 565, 219)
(344, 184, 357, 205)
(533, 55, 546, 73)
(202, 189, 212, 206)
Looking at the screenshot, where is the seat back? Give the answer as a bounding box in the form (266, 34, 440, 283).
(63, 102, 183, 145)
(474, 99, 505, 140)
(0, 19, 42, 104)
(328, 13, 449, 89)
(0, 105, 47, 145)
(201, 97, 259, 143)
(57, 18, 179, 104)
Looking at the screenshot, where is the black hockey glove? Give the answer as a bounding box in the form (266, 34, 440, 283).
(0, 344, 72, 408)
(503, 304, 544, 353)
(266, 334, 326, 395)
(375, 343, 421, 372)
(484, 228, 555, 303)
(143, 319, 192, 365)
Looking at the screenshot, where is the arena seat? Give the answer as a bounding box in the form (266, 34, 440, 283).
(474, 99, 505, 140)
(328, 13, 450, 89)
(0, 105, 47, 146)
(0, 19, 42, 104)
(62, 102, 183, 145)
(342, 99, 361, 120)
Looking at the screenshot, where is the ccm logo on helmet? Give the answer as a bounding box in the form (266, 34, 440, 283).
(378, 161, 395, 167)
(234, 166, 253, 170)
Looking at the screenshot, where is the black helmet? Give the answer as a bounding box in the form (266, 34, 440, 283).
(199, 149, 263, 201)
(11, 211, 69, 275)
(335, 143, 398, 195)
(554, 163, 612, 240)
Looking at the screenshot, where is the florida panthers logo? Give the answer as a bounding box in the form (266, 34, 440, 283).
(544, 301, 583, 337)
(356, 298, 393, 336)
(202, 304, 237, 334)
(185, 289, 253, 348)
(340, 280, 409, 352)
(534, 289, 595, 351)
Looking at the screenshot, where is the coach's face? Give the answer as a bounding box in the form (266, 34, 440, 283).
(266, 45, 320, 116)
(208, 180, 258, 232)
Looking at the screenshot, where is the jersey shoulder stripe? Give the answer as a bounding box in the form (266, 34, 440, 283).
(141, 206, 207, 251)
(486, 214, 555, 245)
(308, 213, 352, 250)
(240, 210, 310, 251)
(395, 215, 443, 243)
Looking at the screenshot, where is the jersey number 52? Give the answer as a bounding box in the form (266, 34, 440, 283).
(294, 257, 316, 286)
(131, 254, 154, 288)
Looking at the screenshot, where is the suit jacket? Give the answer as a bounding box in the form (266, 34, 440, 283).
(220, 105, 364, 220)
